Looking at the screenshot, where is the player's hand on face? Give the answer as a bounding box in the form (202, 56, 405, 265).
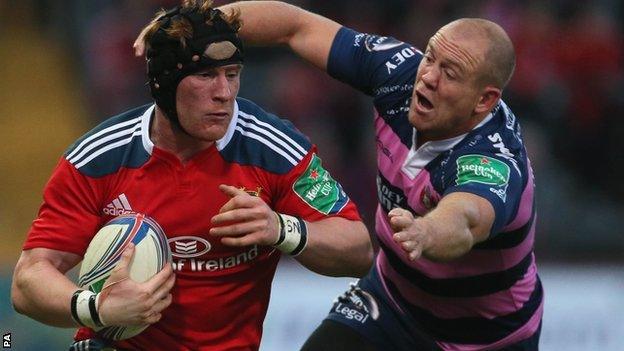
(388, 208, 431, 261)
(209, 184, 280, 247)
(97, 244, 175, 326)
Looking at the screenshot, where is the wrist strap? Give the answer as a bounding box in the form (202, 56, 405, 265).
(70, 289, 105, 329)
(70, 290, 86, 327)
(273, 213, 308, 256)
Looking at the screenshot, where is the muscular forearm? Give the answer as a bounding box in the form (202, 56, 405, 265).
(296, 217, 373, 277)
(420, 208, 475, 262)
(209, 185, 372, 276)
(220, 1, 340, 70)
(12, 259, 79, 327)
(420, 193, 491, 262)
(221, 1, 300, 46)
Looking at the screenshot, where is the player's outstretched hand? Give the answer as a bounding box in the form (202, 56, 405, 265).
(388, 208, 432, 261)
(97, 244, 175, 326)
(209, 184, 280, 247)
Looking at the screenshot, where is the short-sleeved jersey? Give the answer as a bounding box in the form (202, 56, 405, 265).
(23, 97, 360, 351)
(328, 27, 542, 350)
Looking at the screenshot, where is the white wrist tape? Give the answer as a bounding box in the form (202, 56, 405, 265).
(95, 292, 107, 326)
(274, 213, 308, 256)
(70, 289, 105, 329)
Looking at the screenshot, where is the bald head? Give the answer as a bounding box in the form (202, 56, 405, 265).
(442, 18, 516, 89)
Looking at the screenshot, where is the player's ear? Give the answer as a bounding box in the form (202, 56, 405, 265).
(474, 86, 501, 115)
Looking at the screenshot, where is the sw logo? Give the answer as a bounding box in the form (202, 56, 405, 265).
(3, 332, 11, 348)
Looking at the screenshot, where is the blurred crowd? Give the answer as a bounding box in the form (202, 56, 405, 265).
(23, 0, 624, 258)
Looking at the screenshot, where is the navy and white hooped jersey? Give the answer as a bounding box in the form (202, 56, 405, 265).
(24, 97, 360, 351)
(328, 27, 542, 350)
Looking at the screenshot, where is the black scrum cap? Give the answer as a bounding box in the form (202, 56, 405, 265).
(146, 5, 244, 123)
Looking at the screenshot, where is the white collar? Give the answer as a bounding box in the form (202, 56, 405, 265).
(140, 105, 155, 154)
(140, 100, 240, 154)
(401, 112, 494, 179)
(216, 100, 239, 151)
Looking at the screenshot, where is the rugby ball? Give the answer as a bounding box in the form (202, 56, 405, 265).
(78, 213, 171, 340)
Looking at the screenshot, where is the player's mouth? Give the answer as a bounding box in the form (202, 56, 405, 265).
(205, 111, 229, 120)
(415, 91, 434, 113)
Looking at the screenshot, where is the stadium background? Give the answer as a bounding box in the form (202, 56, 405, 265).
(0, 0, 622, 350)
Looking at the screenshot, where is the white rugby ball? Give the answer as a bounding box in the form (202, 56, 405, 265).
(78, 212, 171, 340)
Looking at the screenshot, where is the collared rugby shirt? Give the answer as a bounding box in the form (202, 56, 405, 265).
(24, 97, 360, 351)
(328, 27, 542, 350)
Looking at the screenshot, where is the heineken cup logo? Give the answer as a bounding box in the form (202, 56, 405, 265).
(293, 154, 349, 215)
(455, 155, 510, 186)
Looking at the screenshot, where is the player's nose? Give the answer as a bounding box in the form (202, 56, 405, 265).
(212, 73, 234, 101)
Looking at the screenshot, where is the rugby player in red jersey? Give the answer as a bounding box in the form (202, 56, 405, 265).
(11, 1, 373, 350)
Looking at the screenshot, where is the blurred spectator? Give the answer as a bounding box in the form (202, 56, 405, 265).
(554, 6, 624, 196)
(82, 1, 154, 120)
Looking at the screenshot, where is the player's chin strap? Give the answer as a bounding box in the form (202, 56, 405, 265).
(273, 213, 308, 256)
(70, 289, 107, 330)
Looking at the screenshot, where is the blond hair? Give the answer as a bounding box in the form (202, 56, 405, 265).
(136, 0, 241, 52)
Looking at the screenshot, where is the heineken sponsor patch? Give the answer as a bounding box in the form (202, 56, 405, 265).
(456, 155, 510, 186)
(293, 154, 349, 214)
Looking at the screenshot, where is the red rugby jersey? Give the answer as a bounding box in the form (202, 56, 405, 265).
(23, 98, 360, 350)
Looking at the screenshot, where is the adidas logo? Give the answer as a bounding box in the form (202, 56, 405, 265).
(103, 193, 133, 216)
